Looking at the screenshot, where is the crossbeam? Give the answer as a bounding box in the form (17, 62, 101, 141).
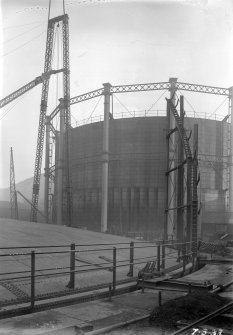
(69, 81, 229, 106)
(177, 82, 229, 96)
(70, 88, 103, 105)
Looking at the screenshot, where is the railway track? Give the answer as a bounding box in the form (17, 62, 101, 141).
(171, 301, 233, 335)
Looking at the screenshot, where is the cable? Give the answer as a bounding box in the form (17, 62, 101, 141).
(146, 90, 167, 112)
(85, 95, 103, 123)
(208, 97, 228, 119)
(3, 23, 44, 44)
(3, 20, 46, 30)
(48, 0, 52, 20)
(178, 89, 228, 120)
(113, 94, 134, 117)
(0, 93, 29, 121)
(1, 30, 46, 57)
(63, 0, 66, 14)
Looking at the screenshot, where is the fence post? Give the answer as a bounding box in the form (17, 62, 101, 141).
(112, 247, 116, 293)
(108, 284, 112, 301)
(142, 275, 145, 293)
(158, 290, 162, 306)
(30, 250, 35, 311)
(182, 242, 186, 274)
(157, 244, 160, 274)
(129, 241, 134, 277)
(69, 243, 76, 289)
(161, 240, 165, 270)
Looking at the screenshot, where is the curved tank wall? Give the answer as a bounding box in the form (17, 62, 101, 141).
(70, 116, 229, 238)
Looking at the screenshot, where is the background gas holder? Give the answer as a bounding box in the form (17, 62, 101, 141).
(67, 114, 230, 240)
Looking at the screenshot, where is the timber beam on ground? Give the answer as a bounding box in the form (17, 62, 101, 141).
(137, 277, 213, 293)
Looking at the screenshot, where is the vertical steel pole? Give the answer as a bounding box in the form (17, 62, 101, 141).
(182, 242, 186, 274)
(44, 116, 50, 222)
(168, 77, 177, 239)
(187, 159, 192, 250)
(164, 100, 170, 241)
(57, 101, 65, 225)
(158, 291, 162, 306)
(112, 247, 116, 293)
(69, 243, 75, 289)
(129, 241, 134, 277)
(177, 96, 184, 251)
(30, 251, 35, 311)
(101, 83, 111, 232)
(192, 124, 199, 265)
(229, 87, 233, 214)
(161, 240, 165, 269)
(157, 244, 161, 274)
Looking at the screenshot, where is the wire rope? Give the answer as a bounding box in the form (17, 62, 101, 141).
(3, 23, 45, 44)
(48, 0, 52, 21)
(113, 94, 134, 117)
(1, 30, 46, 57)
(63, 0, 66, 14)
(178, 89, 228, 120)
(0, 92, 30, 121)
(85, 95, 103, 123)
(145, 90, 167, 112)
(3, 20, 46, 30)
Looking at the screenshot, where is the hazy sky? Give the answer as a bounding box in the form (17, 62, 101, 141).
(0, 0, 233, 189)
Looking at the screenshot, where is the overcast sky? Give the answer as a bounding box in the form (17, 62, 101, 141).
(0, 0, 233, 189)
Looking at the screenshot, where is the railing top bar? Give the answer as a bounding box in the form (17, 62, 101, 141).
(0, 239, 192, 257)
(0, 245, 71, 250)
(0, 239, 176, 251)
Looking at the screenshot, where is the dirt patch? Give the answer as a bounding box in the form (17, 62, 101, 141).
(149, 291, 230, 330)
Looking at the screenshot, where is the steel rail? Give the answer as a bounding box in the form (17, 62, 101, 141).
(171, 301, 233, 335)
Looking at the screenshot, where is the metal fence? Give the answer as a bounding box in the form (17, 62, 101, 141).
(0, 240, 193, 311)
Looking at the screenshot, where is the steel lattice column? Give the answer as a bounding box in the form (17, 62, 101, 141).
(44, 116, 50, 221)
(30, 19, 55, 222)
(62, 14, 73, 227)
